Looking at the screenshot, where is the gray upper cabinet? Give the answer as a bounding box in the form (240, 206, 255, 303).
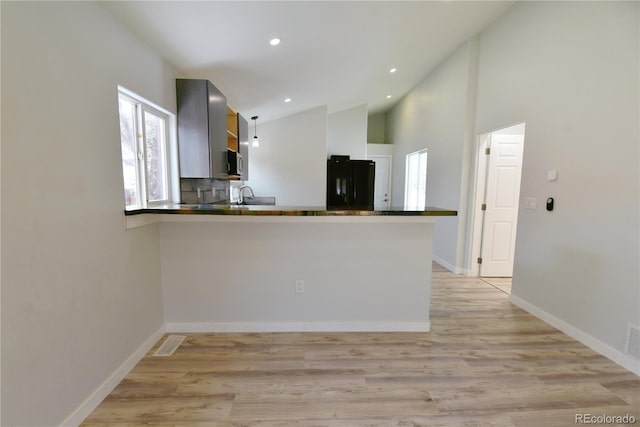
(176, 79, 228, 179)
(237, 113, 249, 181)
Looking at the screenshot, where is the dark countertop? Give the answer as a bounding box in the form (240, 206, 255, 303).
(124, 204, 458, 217)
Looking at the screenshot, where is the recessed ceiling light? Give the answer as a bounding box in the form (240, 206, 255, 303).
(284, 98, 292, 103)
(270, 38, 281, 46)
(389, 68, 397, 73)
(386, 95, 392, 99)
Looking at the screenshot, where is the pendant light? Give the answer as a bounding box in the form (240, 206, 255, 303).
(251, 115, 259, 148)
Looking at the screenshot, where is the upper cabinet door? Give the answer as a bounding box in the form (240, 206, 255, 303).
(176, 79, 210, 178)
(237, 113, 249, 181)
(176, 79, 228, 179)
(206, 81, 228, 179)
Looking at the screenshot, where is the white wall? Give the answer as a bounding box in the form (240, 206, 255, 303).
(367, 144, 394, 157)
(1, 2, 175, 425)
(383, 1, 639, 371)
(327, 104, 368, 159)
(387, 41, 477, 269)
(367, 112, 387, 144)
(160, 220, 433, 331)
(475, 1, 639, 368)
(246, 106, 328, 206)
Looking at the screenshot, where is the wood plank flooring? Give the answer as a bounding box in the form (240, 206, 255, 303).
(479, 277, 512, 295)
(82, 263, 639, 426)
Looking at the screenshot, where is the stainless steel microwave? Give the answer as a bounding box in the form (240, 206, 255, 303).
(227, 150, 244, 176)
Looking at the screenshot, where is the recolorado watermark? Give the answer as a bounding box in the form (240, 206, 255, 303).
(575, 413, 637, 424)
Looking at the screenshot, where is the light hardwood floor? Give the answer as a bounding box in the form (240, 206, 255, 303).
(82, 264, 639, 426)
(480, 277, 512, 295)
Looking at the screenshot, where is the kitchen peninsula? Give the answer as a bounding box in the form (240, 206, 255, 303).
(126, 205, 456, 333)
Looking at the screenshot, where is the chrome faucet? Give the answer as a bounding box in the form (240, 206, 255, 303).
(238, 185, 254, 204)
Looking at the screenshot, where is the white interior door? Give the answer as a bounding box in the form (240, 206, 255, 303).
(480, 132, 524, 277)
(369, 155, 391, 210)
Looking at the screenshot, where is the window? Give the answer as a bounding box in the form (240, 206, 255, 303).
(404, 149, 428, 210)
(118, 88, 175, 209)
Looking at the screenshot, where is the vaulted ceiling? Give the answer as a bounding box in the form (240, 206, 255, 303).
(100, 1, 514, 122)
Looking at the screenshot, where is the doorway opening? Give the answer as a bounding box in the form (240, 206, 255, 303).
(470, 123, 526, 292)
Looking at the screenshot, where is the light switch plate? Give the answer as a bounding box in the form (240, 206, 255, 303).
(524, 197, 537, 209)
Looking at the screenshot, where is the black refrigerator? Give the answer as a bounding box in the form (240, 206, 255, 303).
(327, 156, 375, 210)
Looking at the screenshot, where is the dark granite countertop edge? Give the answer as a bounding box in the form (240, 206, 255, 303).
(124, 205, 458, 217)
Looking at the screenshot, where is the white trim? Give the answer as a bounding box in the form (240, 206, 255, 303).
(118, 86, 178, 210)
(168, 114, 180, 204)
(625, 323, 640, 359)
(467, 123, 526, 277)
(60, 326, 166, 427)
(433, 254, 463, 275)
(477, 120, 531, 137)
(117, 85, 173, 117)
(461, 267, 473, 277)
(468, 133, 490, 277)
(509, 295, 640, 377)
(166, 321, 431, 333)
(367, 154, 393, 210)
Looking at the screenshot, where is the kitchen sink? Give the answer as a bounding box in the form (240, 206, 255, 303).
(240, 196, 276, 206)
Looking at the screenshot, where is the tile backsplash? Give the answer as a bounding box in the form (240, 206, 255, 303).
(180, 178, 230, 204)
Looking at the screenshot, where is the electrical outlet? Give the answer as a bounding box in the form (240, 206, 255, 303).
(295, 279, 305, 293)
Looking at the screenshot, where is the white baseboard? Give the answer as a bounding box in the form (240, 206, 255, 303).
(166, 321, 431, 333)
(509, 295, 640, 377)
(432, 254, 463, 275)
(60, 325, 166, 427)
